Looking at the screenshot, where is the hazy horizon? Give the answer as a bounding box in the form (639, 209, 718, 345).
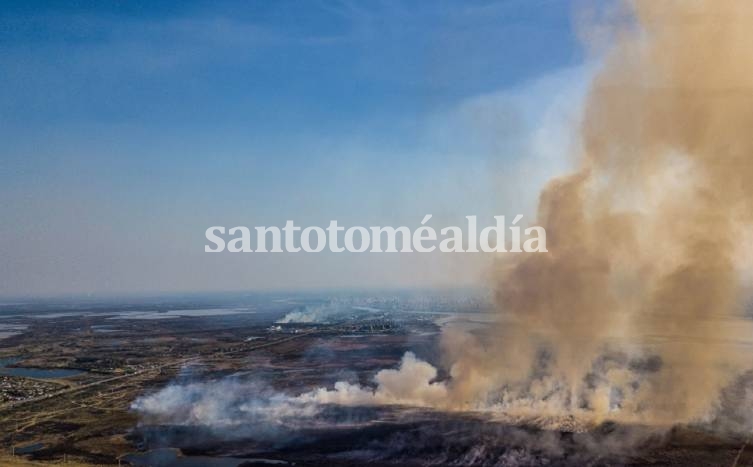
(1, 0, 593, 296)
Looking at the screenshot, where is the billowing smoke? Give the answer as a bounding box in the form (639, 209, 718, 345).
(440, 0, 753, 425)
(130, 353, 453, 449)
(298, 352, 448, 407)
(277, 299, 379, 324)
(277, 304, 339, 324)
(132, 378, 320, 438)
(134, 0, 753, 446)
(283, 0, 753, 427)
(133, 353, 448, 425)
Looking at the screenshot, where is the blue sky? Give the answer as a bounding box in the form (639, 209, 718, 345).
(0, 0, 597, 297)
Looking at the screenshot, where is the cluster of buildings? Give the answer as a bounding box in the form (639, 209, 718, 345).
(0, 375, 60, 404)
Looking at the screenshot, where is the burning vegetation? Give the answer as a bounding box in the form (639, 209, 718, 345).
(132, 1, 753, 464)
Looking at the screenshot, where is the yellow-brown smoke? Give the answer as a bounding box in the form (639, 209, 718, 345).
(443, 0, 753, 425)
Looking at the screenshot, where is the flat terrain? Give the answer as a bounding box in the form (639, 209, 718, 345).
(0, 293, 446, 465)
(0, 293, 750, 466)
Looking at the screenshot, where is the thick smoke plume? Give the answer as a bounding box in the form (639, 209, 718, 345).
(269, 0, 753, 426)
(133, 352, 447, 429)
(134, 0, 753, 438)
(298, 352, 449, 407)
(442, 0, 753, 425)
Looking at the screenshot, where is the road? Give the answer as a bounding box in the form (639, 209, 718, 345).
(0, 329, 318, 413)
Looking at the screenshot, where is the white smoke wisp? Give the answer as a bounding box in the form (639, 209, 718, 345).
(277, 301, 361, 324)
(131, 350, 670, 435)
(277, 306, 330, 324)
(298, 352, 448, 408)
(132, 379, 321, 432)
(131, 353, 449, 431)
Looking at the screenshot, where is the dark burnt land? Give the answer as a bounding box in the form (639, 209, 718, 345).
(0, 293, 749, 466)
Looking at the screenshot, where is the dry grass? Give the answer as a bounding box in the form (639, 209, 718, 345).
(0, 455, 106, 466)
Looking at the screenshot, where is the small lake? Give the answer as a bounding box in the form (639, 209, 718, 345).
(0, 323, 28, 340)
(0, 357, 84, 379)
(108, 308, 254, 320)
(15, 442, 45, 454)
